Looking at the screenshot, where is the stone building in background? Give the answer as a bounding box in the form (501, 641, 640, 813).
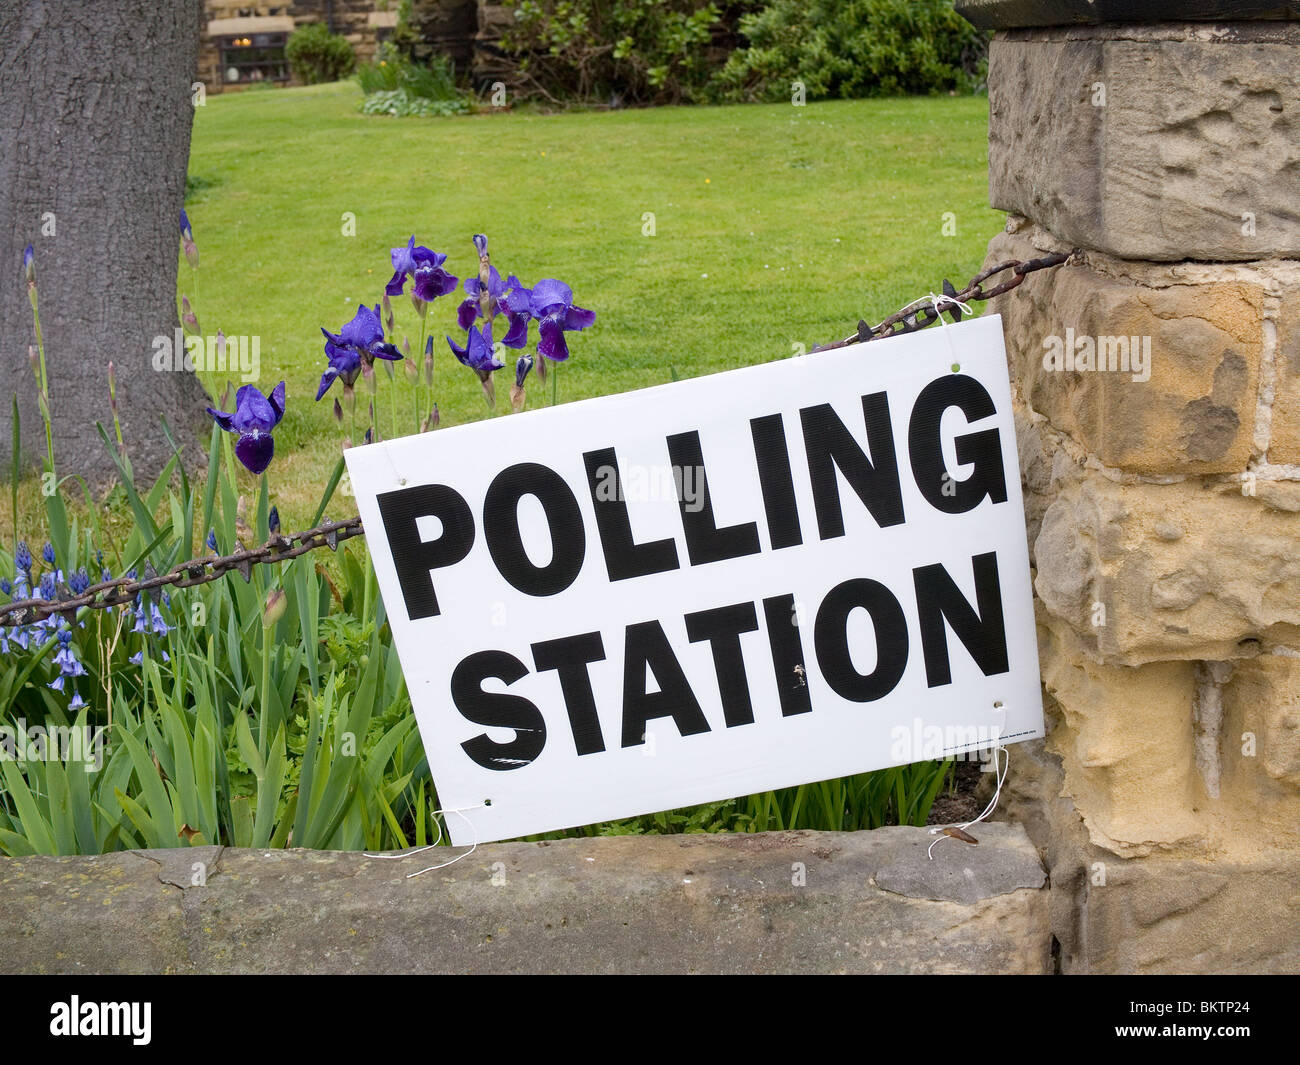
(197, 0, 483, 93)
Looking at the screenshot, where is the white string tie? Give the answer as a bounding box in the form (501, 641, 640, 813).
(927, 703, 1009, 860)
(365, 802, 488, 878)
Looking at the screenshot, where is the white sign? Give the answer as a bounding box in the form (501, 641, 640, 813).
(346, 315, 1044, 844)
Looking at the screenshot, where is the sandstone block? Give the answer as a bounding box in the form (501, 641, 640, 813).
(1037, 613, 1205, 853)
(1219, 656, 1300, 839)
(987, 24, 1300, 261)
(1030, 465, 1300, 665)
(1267, 288, 1300, 464)
(1004, 733, 1300, 973)
(986, 228, 1264, 474)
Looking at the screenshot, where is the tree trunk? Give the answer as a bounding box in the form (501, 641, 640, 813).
(0, 0, 208, 489)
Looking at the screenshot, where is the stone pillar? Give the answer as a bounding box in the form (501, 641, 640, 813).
(957, 0, 1300, 973)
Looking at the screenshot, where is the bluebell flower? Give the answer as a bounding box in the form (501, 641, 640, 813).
(15, 542, 31, 576)
(51, 629, 86, 678)
(130, 597, 170, 638)
(129, 648, 170, 665)
(207, 529, 218, 553)
(23, 244, 35, 283)
(42, 543, 55, 566)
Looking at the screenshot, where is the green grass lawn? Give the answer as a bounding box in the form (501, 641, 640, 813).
(185, 81, 1003, 525)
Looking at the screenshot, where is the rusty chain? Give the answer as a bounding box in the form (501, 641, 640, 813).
(0, 517, 364, 626)
(813, 249, 1075, 352)
(0, 249, 1074, 629)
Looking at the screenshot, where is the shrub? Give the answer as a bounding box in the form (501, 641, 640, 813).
(360, 88, 467, 117)
(713, 0, 989, 103)
(501, 0, 746, 106)
(356, 44, 467, 115)
(285, 22, 356, 85)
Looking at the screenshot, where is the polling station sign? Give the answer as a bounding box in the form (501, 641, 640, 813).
(345, 315, 1044, 844)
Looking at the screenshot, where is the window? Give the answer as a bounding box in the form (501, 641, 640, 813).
(220, 33, 289, 84)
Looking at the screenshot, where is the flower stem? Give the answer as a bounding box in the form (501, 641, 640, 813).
(414, 319, 426, 434)
(259, 616, 273, 757)
(28, 288, 55, 476)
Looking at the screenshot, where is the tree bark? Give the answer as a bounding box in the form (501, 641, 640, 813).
(0, 0, 208, 488)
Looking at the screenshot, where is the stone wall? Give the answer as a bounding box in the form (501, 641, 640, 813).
(961, 7, 1300, 973)
(0, 828, 1051, 975)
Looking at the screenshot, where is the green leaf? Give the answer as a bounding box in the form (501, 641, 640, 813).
(96, 422, 159, 540)
(312, 455, 346, 527)
(229, 796, 254, 848)
(114, 788, 167, 850)
(0, 758, 56, 855)
(200, 424, 222, 547)
(43, 755, 77, 855)
(117, 728, 179, 847)
(252, 726, 287, 848)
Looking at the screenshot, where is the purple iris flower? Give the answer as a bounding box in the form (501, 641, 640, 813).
(316, 345, 361, 401)
(385, 236, 458, 302)
(530, 280, 595, 362)
(179, 211, 198, 268)
(318, 304, 401, 400)
(447, 322, 504, 380)
(457, 267, 531, 349)
(206, 382, 286, 475)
